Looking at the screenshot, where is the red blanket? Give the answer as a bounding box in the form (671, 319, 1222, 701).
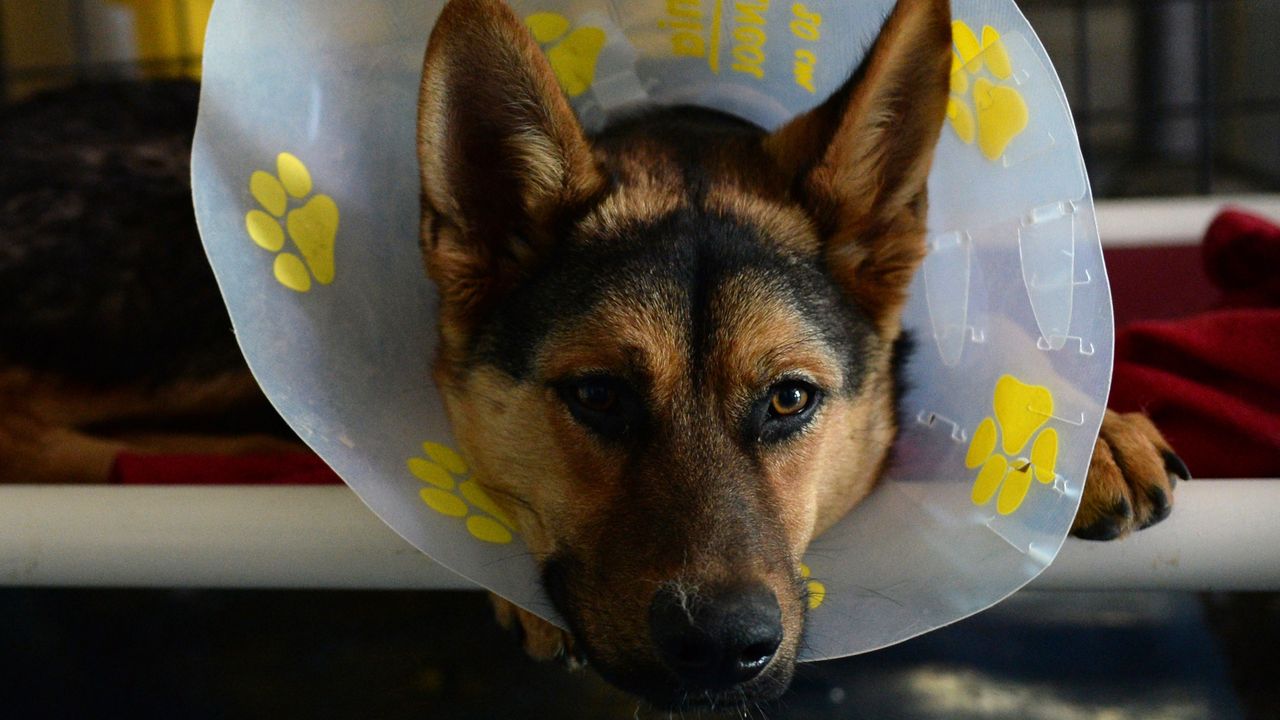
(110, 450, 340, 485)
(1108, 209, 1280, 478)
(112, 209, 1280, 484)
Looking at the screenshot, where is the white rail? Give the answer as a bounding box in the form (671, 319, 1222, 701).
(1, 481, 1276, 591)
(1096, 194, 1280, 247)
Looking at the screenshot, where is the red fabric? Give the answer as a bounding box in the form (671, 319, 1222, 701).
(1108, 209, 1280, 478)
(1203, 208, 1280, 308)
(110, 451, 341, 485)
(1104, 245, 1219, 327)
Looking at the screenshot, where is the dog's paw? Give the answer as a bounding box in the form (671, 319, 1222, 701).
(1072, 410, 1189, 541)
(490, 593, 585, 669)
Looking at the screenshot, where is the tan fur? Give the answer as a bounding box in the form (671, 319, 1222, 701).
(545, 292, 690, 409)
(708, 274, 845, 400)
(577, 142, 686, 241)
(710, 275, 900, 546)
(808, 367, 902, 535)
(491, 593, 582, 665)
(704, 187, 821, 256)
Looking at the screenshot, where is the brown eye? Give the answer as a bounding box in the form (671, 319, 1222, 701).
(770, 383, 811, 416)
(558, 376, 639, 441)
(575, 382, 617, 413)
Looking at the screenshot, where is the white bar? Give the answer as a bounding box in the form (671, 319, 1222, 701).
(1, 482, 1276, 591)
(0, 486, 473, 590)
(1095, 194, 1280, 247)
(1034, 479, 1280, 591)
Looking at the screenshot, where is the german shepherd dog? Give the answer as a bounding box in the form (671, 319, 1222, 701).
(416, 0, 1188, 707)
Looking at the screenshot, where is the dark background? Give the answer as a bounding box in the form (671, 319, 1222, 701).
(1, 588, 1274, 719)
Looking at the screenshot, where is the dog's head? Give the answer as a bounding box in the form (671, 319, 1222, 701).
(418, 0, 951, 707)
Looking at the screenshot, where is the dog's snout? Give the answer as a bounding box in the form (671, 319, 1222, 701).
(648, 583, 783, 689)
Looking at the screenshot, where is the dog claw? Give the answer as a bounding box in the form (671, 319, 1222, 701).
(1162, 449, 1191, 485)
(1075, 497, 1131, 541)
(1140, 485, 1172, 529)
(1074, 517, 1124, 541)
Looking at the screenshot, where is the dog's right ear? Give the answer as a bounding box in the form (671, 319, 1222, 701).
(418, 0, 604, 335)
(763, 0, 951, 335)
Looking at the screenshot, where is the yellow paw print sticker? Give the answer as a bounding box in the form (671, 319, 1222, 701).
(408, 441, 517, 544)
(946, 21, 1028, 162)
(245, 152, 338, 292)
(800, 563, 825, 610)
(966, 375, 1060, 515)
(525, 12, 606, 98)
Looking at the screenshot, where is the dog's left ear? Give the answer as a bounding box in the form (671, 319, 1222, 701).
(764, 0, 951, 333)
(418, 0, 604, 337)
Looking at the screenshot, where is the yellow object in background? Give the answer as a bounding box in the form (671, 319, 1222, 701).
(110, 0, 213, 76)
(1, 3, 77, 73)
(1, 0, 213, 100)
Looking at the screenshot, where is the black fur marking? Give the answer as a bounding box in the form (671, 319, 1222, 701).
(889, 330, 915, 422)
(592, 106, 761, 154)
(592, 106, 765, 209)
(869, 330, 916, 481)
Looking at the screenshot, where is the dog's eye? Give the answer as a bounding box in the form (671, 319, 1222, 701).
(769, 383, 811, 417)
(555, 376, 640, 441)
(574, 382, 617, 413)
(748, 380, 822, 445)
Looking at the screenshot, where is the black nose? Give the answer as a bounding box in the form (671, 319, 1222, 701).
(648, 583, 783, 689)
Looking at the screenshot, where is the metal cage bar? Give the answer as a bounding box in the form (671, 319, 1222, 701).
(2, 481, 1277, 592)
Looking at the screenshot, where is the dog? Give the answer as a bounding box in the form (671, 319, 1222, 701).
(0, 80, 302, 486)
(416, 0, 1189, 708)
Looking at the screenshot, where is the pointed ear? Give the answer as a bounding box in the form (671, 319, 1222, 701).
(418, 0, 604, 330)
(764, 0, 951, 332)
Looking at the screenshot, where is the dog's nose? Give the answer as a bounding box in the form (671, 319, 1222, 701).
(648, 583, 783, 689)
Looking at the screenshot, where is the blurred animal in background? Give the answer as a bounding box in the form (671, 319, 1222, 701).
(0, 80, 296, 485)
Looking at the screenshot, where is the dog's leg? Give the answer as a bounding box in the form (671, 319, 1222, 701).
(0, 417, 125, 484)
(1072, 410, 1190, 540)
(489, 593, 585, 669)
(1, 368, 303, 484)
